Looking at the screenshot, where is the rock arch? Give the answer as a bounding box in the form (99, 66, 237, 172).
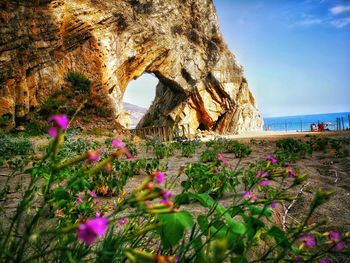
(0, 0, 263, 134)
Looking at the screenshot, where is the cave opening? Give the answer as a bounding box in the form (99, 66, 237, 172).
(123, 73, 159, 129)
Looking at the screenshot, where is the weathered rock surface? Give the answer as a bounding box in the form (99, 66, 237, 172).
(0, 0, 263, 134)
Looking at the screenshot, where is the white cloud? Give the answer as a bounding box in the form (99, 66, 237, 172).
(330, 4, 350, 15)
(330, 17, 350, 28)
(295, 18, 324, 26)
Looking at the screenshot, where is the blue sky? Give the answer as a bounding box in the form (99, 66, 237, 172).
(124, 0, 350, 117)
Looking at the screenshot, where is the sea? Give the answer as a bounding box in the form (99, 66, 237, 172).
(263, 112, 350, 132)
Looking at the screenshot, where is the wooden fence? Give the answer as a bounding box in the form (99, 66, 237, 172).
(129, 124, 191, 142)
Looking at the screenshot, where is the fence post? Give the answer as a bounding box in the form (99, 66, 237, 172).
(285, 121, 287, 132)
(301, 120, 303, 132)
(337, 118, 340, 131)
(341, 117, 345, 131)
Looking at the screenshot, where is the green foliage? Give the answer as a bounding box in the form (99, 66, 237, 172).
(224, 140, 252, 158)
(275, 138, 313, 162)
(64, 71, 91, 94)
(60, 137, 101, 157)
(0, 132, 33, 163)
(0, 118, 349, 262)
(200, 149, 219, 162)
(205, 139, 252, 158)
(179, 140, 199, 157)
(0, 114, 11, 127)
(23, 120, 48, 136)
(153, 142, 175, 159)
(181, 162, 239, 198)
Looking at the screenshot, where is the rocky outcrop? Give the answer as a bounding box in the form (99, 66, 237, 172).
(0, 0, 263, 134)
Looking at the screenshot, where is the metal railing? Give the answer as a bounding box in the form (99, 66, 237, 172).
(263, 115, 350, 132)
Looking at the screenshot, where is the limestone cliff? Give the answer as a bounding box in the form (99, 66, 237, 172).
(0, 0, 263, 134)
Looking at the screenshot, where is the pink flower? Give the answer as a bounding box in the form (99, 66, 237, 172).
(161, 190, 173, 204)
(319, 259, 330, 263)
(77, 217, 108, 245)
(154, 171, 165, 185)
(299, 234, 316, 247)
(123, 148, 134, 160)
(112, 139, 134, 160)
(118, 218, 129, 226)
(89, 191, 97, 198)
(48, 114, 69, 137)
(259, 179, 270, 187)
(77, 197, 83, 205)
(86, 150, 101, 164)
(267, 155, 277, 164)
(243, 191, 257, 202)
(95, 211, 101, 217)
(112, 139, 125, 148)
(256, 171, 268, 178)
(217, 153, 228, 163)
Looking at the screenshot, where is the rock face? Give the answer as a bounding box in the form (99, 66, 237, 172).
(0, 0, 263, 134)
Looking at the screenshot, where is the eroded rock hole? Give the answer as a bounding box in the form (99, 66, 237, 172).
(123, 73, 158, 128)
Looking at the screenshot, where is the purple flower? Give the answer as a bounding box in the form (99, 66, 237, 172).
(162, 190, 173, 199)
(118, 217, 129, 226)
(327, 231, 345, 251)
(48, 114, 69, 137)
(155, 171, 165, 185)
(86, 150, 101, 164)
(328, 231, 341, 242)
(270, 201, 278, 208)
(288, 170, 296, 178)
(77, 217, 108, 245)
(299, 234, 316, 247)
(89, 191, 97, 198)
(243, 191, 257, 202)
(333, 241, 346, 251)
(267, 155, 277, 164)
(259, 179, 270, 187)
(319, 259, 331, 263)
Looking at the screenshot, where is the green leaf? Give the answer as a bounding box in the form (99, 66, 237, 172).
(175, 193, 191, 205)
(231, 256, 248, 263)
(189, 193, 215, 207)
(197, 215, 209, 234)
(157, 211, 194, 249)
(216, 204, 246, 235)
(53, 188, 69, 201)
(248, 205, 272, 218)
(267, 226, 291, 248)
